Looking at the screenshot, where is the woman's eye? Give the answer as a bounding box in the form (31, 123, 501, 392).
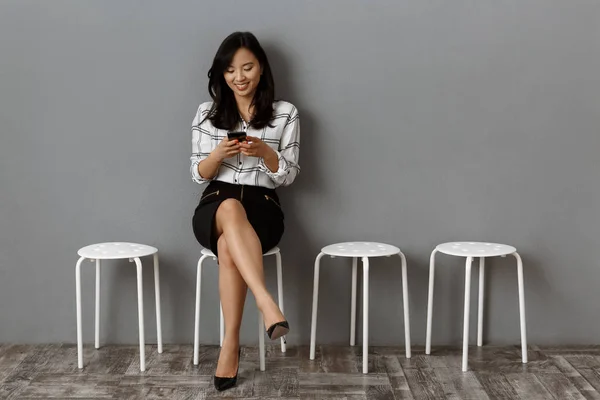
(244, 67, 252, 72)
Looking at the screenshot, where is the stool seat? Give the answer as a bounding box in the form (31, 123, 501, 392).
(321, 242, 400, 258)
(78, 242, 158, 259)
(436, 242, 516, 258)
(201, 246, 280, 258)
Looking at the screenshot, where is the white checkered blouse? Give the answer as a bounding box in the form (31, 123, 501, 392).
(190, 100, 300, 188)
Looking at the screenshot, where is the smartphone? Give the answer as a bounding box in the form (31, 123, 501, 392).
(227, 131, 247, 142)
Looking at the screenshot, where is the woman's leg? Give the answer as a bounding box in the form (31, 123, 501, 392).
(215, 235, 245, 377)
(214, 199, 285, 329)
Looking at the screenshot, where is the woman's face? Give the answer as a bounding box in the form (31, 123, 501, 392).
(224, 47, 262, 100)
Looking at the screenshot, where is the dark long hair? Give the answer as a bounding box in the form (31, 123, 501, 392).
(205, 32, 275, 130)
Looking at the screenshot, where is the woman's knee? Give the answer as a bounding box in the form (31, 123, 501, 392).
(217, 199, 246, 218)
(215, 199, 247, 233)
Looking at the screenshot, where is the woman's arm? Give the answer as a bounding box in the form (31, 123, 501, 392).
(190, 104, 214, 184)
(197, 151, 223, 180)
(190, 103, 241, 183)
(258, 107, 301, 187)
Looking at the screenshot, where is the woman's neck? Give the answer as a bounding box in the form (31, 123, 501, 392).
(235, 96, 254, 122)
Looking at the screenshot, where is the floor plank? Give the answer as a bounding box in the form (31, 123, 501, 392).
(0, 345, 31, 383)
(433, 367, 490, 400)
(475, 372, 520, 400)
(404, 368, 446, 400)
(298, 372, 390, 398)
(535, 372, 586, 400)
(505, 372, 555, 400)
(549, 356, 600, 400)
(251, 367, 298, 398)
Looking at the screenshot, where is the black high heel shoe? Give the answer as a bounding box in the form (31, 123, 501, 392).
(266, 320, 290, 341)
(214, 348, 241, 392)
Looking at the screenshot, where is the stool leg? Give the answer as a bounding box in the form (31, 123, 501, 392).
(153, 253, 163, 354)
(399, 252, 411, 359)
(194, 255, 208, 365)
(95, 259, 101, 349)
(477, 257, 485, 347)
(219, 303, 224, 347)
(425, 250, 438, 355)
(309, 252, 325, 360)
(362, 257, 370, 374)
(275, 251, 286, 353)
(133, 258, 145, 372)
(76, 256, 85, 369)
(259, 312, 265, 371)
(350, 257, 358, 347)
(513, 252, 528, 363)
(213, 258, 224, 349)
(462, 256, 473, 372)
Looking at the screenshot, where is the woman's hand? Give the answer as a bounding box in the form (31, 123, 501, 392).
(239, 136, 276, 159)
(241, 136, 279, 172)
(213, 138, 241, 161)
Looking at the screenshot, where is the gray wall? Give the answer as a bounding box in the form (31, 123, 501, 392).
(1, 0, 599, 347)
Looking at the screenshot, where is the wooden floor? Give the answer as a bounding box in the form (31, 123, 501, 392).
(1, 344, 599, 399)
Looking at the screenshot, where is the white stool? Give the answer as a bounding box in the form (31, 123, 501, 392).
(309, 242, 411, 374)
(75, 242, 162, 372)
(425, 242, 528, 372)
(193, 246, 285, 372)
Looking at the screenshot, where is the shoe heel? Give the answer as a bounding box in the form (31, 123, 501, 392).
(266, 321, 290, 341)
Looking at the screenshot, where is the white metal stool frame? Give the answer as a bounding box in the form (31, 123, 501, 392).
(193, 246, 285, 372)
(75, 242, 163, 372)
(425, 242, 528, 372)
(309, 242, 411, 374)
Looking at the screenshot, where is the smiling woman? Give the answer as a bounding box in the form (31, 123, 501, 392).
(224, 48, 262, 109)
(204, 32, 276, 132)
(188, 32, 300, 392)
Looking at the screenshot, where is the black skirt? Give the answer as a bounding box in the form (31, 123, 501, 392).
(192, 180, 285, 258)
